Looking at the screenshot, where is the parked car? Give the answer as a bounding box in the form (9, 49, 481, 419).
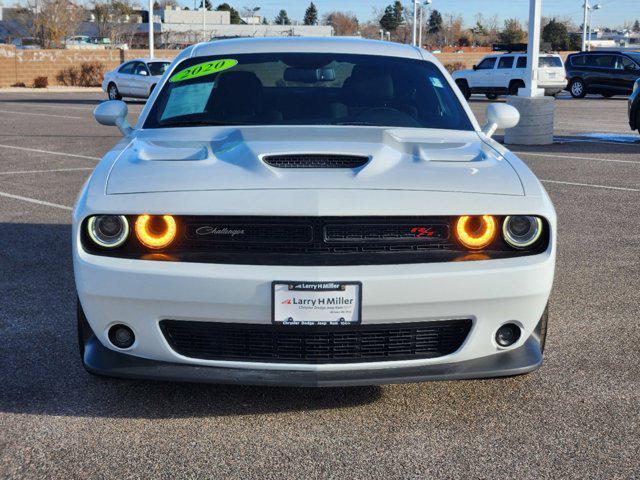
(566, 50, 640, 98)
(629, 78, 640, 134)
(78, 37, 556, 386)
(453, 53, 567, 100)
(102, 58, 171, 100)
(10, 37, 41, 50)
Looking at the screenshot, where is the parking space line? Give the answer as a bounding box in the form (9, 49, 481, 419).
(0, 143, 100, 160)
(0, 109, 83, 119)
(0, 190, 72, 210)
(0, 101, 96, 111)
(516, 152, 640, 165)
(541, 179, 640, 192)
(0, 167, 93, 175)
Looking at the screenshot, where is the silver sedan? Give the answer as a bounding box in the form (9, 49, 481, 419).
(102, 58, 171, 100)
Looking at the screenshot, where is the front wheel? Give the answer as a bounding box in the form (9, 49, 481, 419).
(569, 79, 587, 98)
(485, 93, 499, 100)
(455, 80, 471, 100)
(107, 82, 121, 100)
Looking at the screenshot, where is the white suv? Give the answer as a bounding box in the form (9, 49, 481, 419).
(453, 53, 567, 100)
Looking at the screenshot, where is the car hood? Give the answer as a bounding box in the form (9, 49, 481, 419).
(105, 127, 523, 196)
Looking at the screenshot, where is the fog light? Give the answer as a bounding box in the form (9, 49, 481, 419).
(108, 324, 135, 349)
(86, 215, 129, 248)
(495, 323, 521, 347)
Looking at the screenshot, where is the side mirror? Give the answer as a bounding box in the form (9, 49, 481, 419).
(482, 103, 520, 138)
(473, 65, 478, 71)
(94, 100, 132, 136)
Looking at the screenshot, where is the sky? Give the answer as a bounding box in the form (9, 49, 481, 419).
(172, 0, 638, 28)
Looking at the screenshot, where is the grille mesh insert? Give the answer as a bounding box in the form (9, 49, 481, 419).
(160, 320, 472, 364)
(262, 154, 369, 169)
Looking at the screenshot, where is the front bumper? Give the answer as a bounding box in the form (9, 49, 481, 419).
(75, 241, 554, 385)
(80, 309, 545, 386)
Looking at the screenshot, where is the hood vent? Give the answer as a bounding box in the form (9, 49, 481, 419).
(262, 154, 369, 169)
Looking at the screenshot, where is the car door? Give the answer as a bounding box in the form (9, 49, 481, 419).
(495, 56, 515, 93)
(116, 62, 135, 95)
(131, 62, 152, 98)
(588, 54, 617, 92)
(613, 55, 640, 94)
(469, 57, 497, 92)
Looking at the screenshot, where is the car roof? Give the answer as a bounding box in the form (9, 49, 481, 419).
(189, 37, 425, 61)
(571, 50, 638, 55)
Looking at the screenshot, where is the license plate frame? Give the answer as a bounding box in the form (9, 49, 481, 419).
(271, 281, 362, 326)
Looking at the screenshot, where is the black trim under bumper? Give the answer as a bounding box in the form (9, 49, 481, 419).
(80, 314, 544, 387)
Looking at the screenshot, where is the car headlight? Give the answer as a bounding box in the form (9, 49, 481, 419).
(135, 214, 177, 249)
(86, 215, 129, 248)
(455, 215, 497, 250)
(502, 215, 543, 249)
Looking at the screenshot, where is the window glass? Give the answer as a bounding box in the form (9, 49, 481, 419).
(539, 56, 563, 67)
(148, 62, 170, 76)
(571, 55, 585, 66)
(118, 62, 134, 74)
(498, 57, 514, 69)
(588, 55, 615, 68)
(516, 56, 527, 68)
(145, 53, 474, 131)
(477, 58, 497, 70)
(134, 62, 149, 75)
(615, 56, 636, 70)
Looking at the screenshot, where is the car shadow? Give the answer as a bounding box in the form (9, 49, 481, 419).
(0, 222, 381, 419)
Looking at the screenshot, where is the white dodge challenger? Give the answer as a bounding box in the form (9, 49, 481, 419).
(74, 37, 556, 386)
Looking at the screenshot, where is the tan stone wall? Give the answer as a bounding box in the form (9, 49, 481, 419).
(0, 46, 575, 88)
(0, 46, 179, 87)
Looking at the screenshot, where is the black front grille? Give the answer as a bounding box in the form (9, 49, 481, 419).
(262, 154, 369, 169)
(160, 320, 473, 364)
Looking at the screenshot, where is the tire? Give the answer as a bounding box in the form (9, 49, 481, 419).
(107, 82, 121, 100)
(485, 93, 498, 100)
(455, 80, 471, 100)
(569, 79, 587, 98)
(509, 80, 524, 96)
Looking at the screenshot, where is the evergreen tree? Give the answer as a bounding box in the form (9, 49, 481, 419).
(428, 10, 443, 35)
(499, 18, 526, 44)
(633, 20, 640, 32)
(542, 19, 569, 50)
(216, 3, 241, 24)
(304, 2, 318, 26)
(198, 0, 212, 11)
(379, 1, 403, 32)
(274, 9, 291, 25)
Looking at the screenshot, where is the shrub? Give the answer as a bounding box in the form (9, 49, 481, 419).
(11, 82, 26, 87)
(33, 76, 49, 88)
(444, 62, 467, 74)
(56, 61, 106, 87)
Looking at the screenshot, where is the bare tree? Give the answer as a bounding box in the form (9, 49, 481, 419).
(323, 11, 359, 36)
(29, 0, 83, 48)
(91, 0, 138, 46)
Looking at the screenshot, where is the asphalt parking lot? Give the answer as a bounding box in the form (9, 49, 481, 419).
(0, 91, 638, 479)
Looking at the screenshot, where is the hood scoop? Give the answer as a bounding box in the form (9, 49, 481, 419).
(262, 154, 370, 169)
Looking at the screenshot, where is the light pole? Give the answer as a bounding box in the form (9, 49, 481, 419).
(587, 4, 602, 51)
(148, 0, 154, 58)
(202, 1, 206, 42)
(380, 29, 384, 40)
(418, 0, 432, 49)
(520, 0, 543, 97)
(412, 0, 418, 46)
(581, 1, 589, 51)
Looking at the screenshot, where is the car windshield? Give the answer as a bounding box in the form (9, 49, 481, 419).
(148, 62, 170, 76)
(539, 56, 563, 67)
(625, 53, 640, 65)
(144, 53, 473, 130)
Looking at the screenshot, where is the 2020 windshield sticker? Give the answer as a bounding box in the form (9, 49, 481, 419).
(169, 59, 238, 83)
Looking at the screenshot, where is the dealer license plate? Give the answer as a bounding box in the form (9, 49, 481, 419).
(272, 281, 362, 326)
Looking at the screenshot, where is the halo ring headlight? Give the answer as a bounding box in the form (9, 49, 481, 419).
(455, 215, 497, 250)
(135, 214, 177, 250)
(503, 216, 543, 249)
(86, 215, 129, 248)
